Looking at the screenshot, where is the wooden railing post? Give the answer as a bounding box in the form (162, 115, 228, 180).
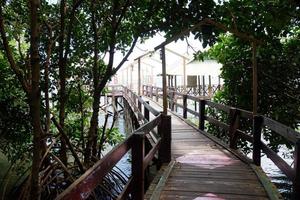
(202, 75, 205, 96)
(147, 86, 150, 97)
(132, 133, 145, 200)
(138, 98, 142, 112)
(170, 90, 175, 111)
(183, 94, 187, 119)
(158, 114, 171, 164)
(293, 139, 300, 199)
(144, 101, 150, 121)
(133, 95, 137, 111)
(199, 99, 205, 130)
(253, 115, 263, 166)
(155, 87, 159, 102)
(208, 75, 212, 97)
(150, 86, 153, 98)
(229, 108, 240, 149)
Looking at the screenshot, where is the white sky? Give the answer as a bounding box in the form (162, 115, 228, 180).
(111, 33, 206, 70)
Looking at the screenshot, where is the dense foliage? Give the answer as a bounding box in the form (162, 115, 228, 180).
(191, 1, 300, 151)
(0, 0, 299, 199)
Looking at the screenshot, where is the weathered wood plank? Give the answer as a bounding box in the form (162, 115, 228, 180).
(160, 191, 268, 200)
(144, 98, 273, 200)
(263, 117, 300, 144)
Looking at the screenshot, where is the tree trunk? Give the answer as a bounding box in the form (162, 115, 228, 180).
(44, 26, 53, 134)
(84, 0, 100, 164)
(29, 0, 43, 199)
(58, 0, 68, 166)
(78, 83, 85, 150)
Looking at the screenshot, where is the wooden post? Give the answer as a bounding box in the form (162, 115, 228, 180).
(174, 75, 177, 91)
(158, 114, 171, 164)
(155, 87, 159, 102)
(150, 86, 153, 99)
(252, 42, 258, 115)
(138, 58, 141, 96)
(293, 140, 300, 199)
(202, 75, 205, 96)
(197, 75, 201, 95)
(183, 94, 187, 119)
(133, 95, 137, 111)
(183, 58, 186, 91)
(161, 46, 168, 114)
(132, 133, 145, 200)
(228, 108, 240, 149)
(253, 115, 263, 166)
(208, 75, 212, 97)
(199, 99, 205, 130)
(138, 98, 142, 112)
(145, 85, 147, 96)
(144, 101, 149, 121)
(114, 97, 118, 109)
(170, 89, 175, 111)
(194, 100, 197, 114)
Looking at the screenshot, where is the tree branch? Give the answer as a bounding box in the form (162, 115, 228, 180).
(112, 37, 138, 75)
(0, 6, 29, 93)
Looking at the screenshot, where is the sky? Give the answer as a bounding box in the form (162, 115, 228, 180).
(111, 32, 206, 72)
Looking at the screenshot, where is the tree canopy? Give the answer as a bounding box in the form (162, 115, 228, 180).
(0, 0, 299, 199)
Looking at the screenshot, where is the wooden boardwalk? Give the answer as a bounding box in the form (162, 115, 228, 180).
(146, 100, 270, 200)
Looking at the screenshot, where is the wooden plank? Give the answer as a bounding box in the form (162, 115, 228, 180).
(186, 95, 199, 102)
(149, 161, 176, 200)
(132, 134, 144, 200)
(206, 101, 230, 113)
(261, 142, 294, 180)
(186, 107, 199, 116)
(205, 116, 229, 131)
(263, 117, 300, 144)
(167, 175, 260, 183)
(237, 108, 253, 119)
(129, 96, 276, 200)
(137, 96, 160, 116)
(143, 138, 161, 170)
(250, 164, 283, 200)
(160, 191, 268, 200)
(134, 114, 161, 133)
(163, 180, 267, 196)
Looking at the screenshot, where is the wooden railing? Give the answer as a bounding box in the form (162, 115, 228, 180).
(56, 85, 171, 200)
(143, 84, 300, 198)
(143, 84, 221, 99)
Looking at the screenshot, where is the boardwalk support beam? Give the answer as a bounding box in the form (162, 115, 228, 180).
(132, 133, 145, 200)
(158, 114, 171, 164)
(144, 101, 150, 121)
(183, 94, 187, 119)
(229, 108, 240, 149)
(253, 115, 263, 166)
(293, 140, 300, 199)
(199, 99, 205, 130)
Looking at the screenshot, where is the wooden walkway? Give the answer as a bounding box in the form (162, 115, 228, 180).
(146, 99, 270, 200)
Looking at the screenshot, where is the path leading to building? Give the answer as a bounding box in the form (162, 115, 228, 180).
(145, 99, 269, 200)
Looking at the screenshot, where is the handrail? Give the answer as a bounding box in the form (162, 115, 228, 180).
(142, 84, 300, 198)
(57, 86, 171, 200)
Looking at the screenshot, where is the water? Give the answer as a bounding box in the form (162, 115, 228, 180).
(99, 102, 131, 177)
(260, 146, 293, 199)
